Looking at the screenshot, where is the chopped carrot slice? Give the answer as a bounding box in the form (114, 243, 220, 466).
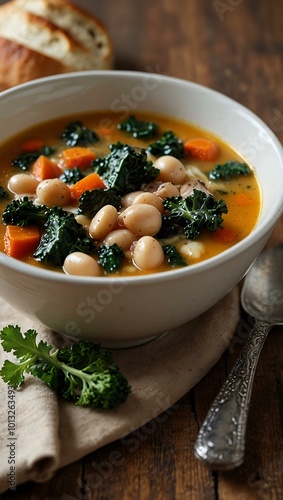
(184, 138, 218, 161)
(61, 147, 97, 170)
(4, 225, 41, 259)
(70, 173, 106, 200)
(32, 155, 61, 181)
(98, 127, 114, 136)
(212, 226, 238, 243)
(21, 139, 45, 153)
(233, 192, 253, 206)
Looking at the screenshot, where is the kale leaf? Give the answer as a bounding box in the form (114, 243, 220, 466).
(0, 325, 131, 409)
(162, 190, 228, 239)
(33, 207, 93, 266)
(0, 185, 8, 199)
(78, 188, 122, 218)
(162, 244, 187, 267)
(156, 217, 181, 239)
(98, 244, 124, 273)
(2, 197, 48, 226)
(209, 161, 252, 181)
(60, 121, 99, 147)
(59, 167, 84, 185)
(117, 115, 158, 139)
(11, 146, 55, 171)
(147, 131, 184, 159)
(93, 142, 159, 195)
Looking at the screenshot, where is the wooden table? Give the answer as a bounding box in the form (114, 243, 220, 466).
(1, 0, 283, 498)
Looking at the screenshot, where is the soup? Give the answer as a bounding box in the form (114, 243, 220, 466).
(0, 111, 261, 277)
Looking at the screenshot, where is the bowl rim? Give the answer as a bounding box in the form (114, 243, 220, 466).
(0, 69, 283, 285)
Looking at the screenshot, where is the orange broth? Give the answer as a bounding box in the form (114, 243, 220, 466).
(0, 111, 261, 276)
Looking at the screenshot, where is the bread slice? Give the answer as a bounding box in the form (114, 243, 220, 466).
(0, 0, 113, 90)
(0, 36, 71, 91)
(14, 0, 113, 68)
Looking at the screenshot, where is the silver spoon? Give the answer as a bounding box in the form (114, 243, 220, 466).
(194, 244, 283, 470)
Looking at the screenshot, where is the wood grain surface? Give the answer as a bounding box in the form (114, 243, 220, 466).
(0, 0, 283, 498)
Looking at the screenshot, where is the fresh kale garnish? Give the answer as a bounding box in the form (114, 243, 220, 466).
(78, 188, 122, 218)
(117, 115, 158, 139)
(98, 243, 124, 273)
(209, 161, 252, 181)
(93, 142, 159, 195)
(59, 167, 85, 185)
(60, 121, 99, 147)
(163, 244, 187, 267)
(162, 190, 228, 239)
(0, 325, 131, 409)
(33, 207, 93, 266)
(2, 197, 48, 226)
(11, 146, 55, 171)
(147, 131, 184, 159)
(0, 185, 8, 199)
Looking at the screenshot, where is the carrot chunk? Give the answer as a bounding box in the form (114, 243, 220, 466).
(98, 127, 114, 136)
(61, 147, 97, 170)
(32, 155, 61, 181)
(20, 139, 45, 152)
(4, 225, 41, 259)
(184, 138, 218, 161)
(70, 173, 106, 201)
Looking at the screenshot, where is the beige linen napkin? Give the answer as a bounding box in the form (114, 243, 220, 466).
(0, 288, 240, 493)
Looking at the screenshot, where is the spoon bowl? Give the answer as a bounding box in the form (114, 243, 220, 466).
(194, 244, 283, 470)
(242, 244, 283, 324)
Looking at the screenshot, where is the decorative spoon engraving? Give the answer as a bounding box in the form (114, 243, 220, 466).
(194, 245, 283, 470)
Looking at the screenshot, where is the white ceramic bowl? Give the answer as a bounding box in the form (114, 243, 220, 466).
(0, 71, 283, 347)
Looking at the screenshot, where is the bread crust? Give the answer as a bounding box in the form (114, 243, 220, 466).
(0, 37, 72, 91)
(0, 0, 113, 91)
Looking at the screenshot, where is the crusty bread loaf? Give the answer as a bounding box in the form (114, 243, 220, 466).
(0, 0, 113, 91)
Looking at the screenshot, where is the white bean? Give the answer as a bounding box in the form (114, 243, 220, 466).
(155, 155, 186, 184)
(103, 229, 136, 250)
(132, 192, 164, 213)
(63, 252, 100, 276)
(89, 205, 118, 240)
(118, 203, 162, 236)
(154, 182, 180, 199)
(132, 236, 164, 270)
(36, 178, 71, 207)
(179, 241, 204, 259)
(8, 173, 39, 195)
(121, 190, 143, 208)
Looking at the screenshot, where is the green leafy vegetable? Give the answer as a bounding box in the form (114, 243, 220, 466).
(98, 244, 124, 273)
(2, 197, 48, 226)
(209, 161, 252, 181)
(78, 188, 122, 218)
(60, 121, 99, 147)
(33, 207, 93, 266)
(0, 325, 131, 409)
(117, 115, 158, 139)
(163, 244, 187, 267)
(59, 167, 85, 185)
(156, 218, 180, 239)
(147, 131, 184, 159)
(93, 142, 159, 195)
(11, 146, 55, 171)
(162, 190, 228, 239)
(0, 185, 8, 199)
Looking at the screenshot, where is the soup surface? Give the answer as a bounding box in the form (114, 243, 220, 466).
(0, 111, 261, 277)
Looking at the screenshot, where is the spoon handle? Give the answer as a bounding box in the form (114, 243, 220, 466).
(194, 319, 271, 470)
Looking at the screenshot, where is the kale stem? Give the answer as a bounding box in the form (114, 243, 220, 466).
(50, 350, 93, 382)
